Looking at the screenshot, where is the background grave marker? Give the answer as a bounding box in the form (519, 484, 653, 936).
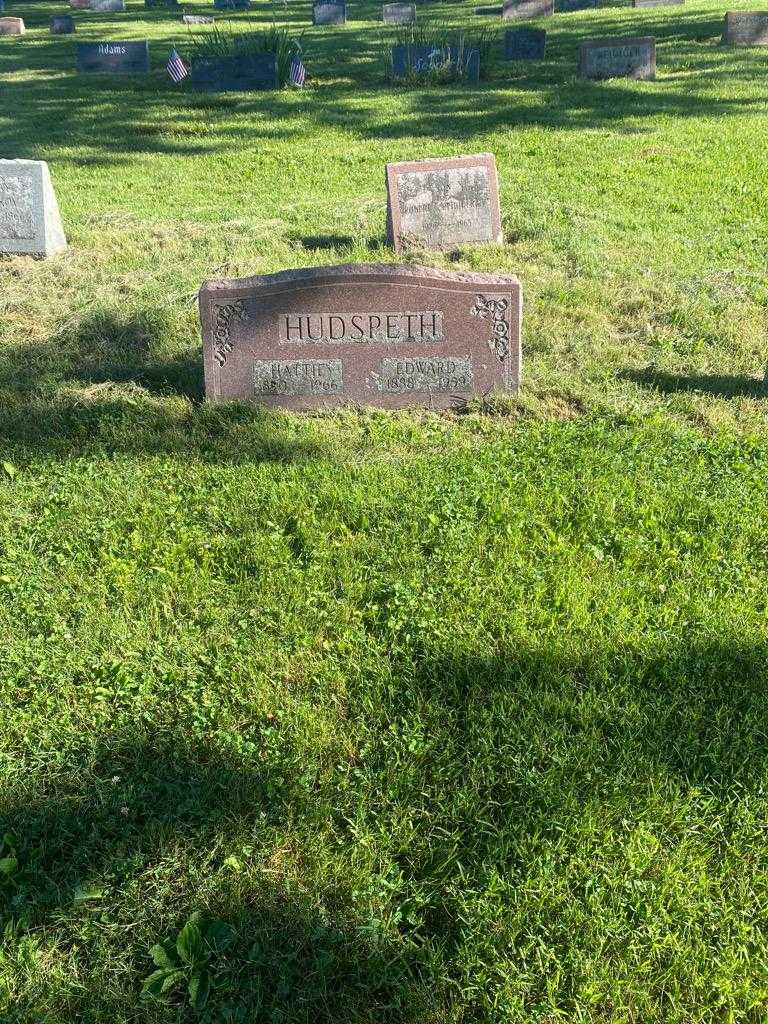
(386, 153, 502, 252)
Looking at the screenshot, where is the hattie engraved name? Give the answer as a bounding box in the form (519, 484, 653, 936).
(280, 311, 443, 344)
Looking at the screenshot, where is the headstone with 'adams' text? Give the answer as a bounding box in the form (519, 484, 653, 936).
(199, 264, 522, 409)
(0, 160, 67, 258)
(77, 41, 150, 72)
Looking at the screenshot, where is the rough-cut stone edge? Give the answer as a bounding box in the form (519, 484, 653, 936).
(578, 35, 656, 78)
(385, 153, 503, 254)
(200, 263, 521, 297)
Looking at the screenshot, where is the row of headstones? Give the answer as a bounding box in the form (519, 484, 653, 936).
(3, 7, 768, 42)
(0, 155, 522, 410)
(3, 155, 766, 409)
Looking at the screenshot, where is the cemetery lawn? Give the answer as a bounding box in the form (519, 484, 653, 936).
(1, 0, 768, 1020)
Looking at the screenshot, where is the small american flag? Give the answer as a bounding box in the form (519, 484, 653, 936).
(167, 48, 188, 83)
(290, 54, 306, 87)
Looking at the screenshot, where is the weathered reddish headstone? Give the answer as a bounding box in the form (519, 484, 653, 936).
(386, 153, 503, 254)
(0, 16, 25, 34)
(199, 264, 522, 409)
(722, 11, 768, 45)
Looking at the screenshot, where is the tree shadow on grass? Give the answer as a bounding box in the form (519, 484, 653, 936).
(0, 6, 764, 162)
(3, 638, 768, 1018)
(0, 308, 324, 464)
(620, 366, 766, 399)
(1, 731, 428, 1023)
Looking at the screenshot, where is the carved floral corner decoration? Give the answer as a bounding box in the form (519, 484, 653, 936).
(212, 299, 247, 367)
(471, 294, 509, 362)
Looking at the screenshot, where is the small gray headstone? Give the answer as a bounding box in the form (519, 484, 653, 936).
(0, 16, 24, 33)
(722, 11, 768, 46)
(0, 160, 67, 258)
(383, 2, 415, 22)
(77, 41, 150, 73)
(502, 0, 553, 18)
(51, 14, 76, 32)
(579, 35, 655, 79)
(386, 153, 502, 253)
(89, 0, 126, 10)
(183, 13, 215, 21)
(505, 26, 546, 58)
(313, 1, 345, 24)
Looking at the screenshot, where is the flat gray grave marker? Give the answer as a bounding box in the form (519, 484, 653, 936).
(505, 27, 546, 58)
(722, 11, 768, 45)
(579, 35, 655, 78)
(77, 41, 150, 72)
(633, 0, 682, 6)
(0, 160, 67, 258)
(383, 2, 415, 22)
(557, 0, 598, 9)
(89, 0, 126, 10)
(386, 153, 502, 253)
(199, 264, 522, 409)
(183, 13, 215, 21)
(502, 0, 553, 18)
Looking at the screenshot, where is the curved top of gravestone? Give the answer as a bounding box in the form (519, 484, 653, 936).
(201, 262, 521, 297)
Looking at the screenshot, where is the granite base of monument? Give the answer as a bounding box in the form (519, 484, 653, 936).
(0, 160, 67, 258)
(199, 264, 522, 409)
(722, 11, 768, 45)
(579, 36, 655, 79)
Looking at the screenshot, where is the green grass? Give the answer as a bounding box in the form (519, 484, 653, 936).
(1, 0, 768, 1019)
